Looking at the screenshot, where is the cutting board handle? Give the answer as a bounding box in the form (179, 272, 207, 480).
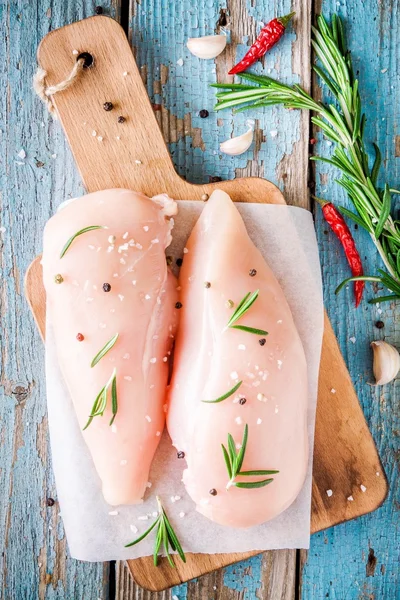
(38, 16, 180, 195)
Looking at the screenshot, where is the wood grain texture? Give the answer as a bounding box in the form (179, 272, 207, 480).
(23, 7, 387, 593)
(300, 1, 400, 599)
(0, 3, 118, 600)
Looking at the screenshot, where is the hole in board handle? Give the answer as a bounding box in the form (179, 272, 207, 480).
(77, 52, 94, 68)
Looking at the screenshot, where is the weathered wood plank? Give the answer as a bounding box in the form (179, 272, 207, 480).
(125, 0, 310, 596)
(301, 1, 400, 599)
(0, 1, 119, 599)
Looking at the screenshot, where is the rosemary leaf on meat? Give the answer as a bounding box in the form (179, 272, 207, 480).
(202, 380, 243, 403)
(60, 225, 105, 258)
(221, 424, 279, 489)
(83, 368, 117, 430)
(91, 333, 119, 368)
(125, 496, 186, 567)
(212, 14, 400, 304)
(226, 290, 268, 335)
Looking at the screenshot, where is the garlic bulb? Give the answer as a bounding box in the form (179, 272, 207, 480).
(187, 34, 227, 59)
(371, 340, 400, 385)
(220, 120, 255, 156)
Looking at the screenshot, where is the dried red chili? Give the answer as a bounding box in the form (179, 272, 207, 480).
(317, 198, 364, 307)
(229, 12, 295, 75)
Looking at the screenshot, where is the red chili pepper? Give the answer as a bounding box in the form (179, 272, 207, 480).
(229, 12, 295, 75)
(317, 198, 364, 307)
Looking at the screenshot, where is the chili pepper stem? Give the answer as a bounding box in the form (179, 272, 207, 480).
(277, 12, 295, 28)
(312, 195, 329, 207)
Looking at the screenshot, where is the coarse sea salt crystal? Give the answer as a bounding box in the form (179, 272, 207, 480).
(235, 416, 242, 425)
(135, 160, 142, 165)
(347, 495, 354, 501)
(150, 357, 157, 364)
(145, 415, 152, 422)
(235, 443, 242, 450)
(130, 524, 138, 533)
(146, 482, 152, 488)
(118, 294, 124, 301)
(230, 371, 238, 380)
(156, 431, 161, 436)
(120, 258, 126, 264)
(18, 149, 26, 159)
(277, 360, 283, 369)
(122, 232, 129, 239)
(143, 225, 149, 232)
(172, 595, 179, 600)
(111, 424, 117, 433)
(238, 344, 246, 350)
(331, 388, 336, 394)
(145, 294, 151, 300)
(108, 510, 118, 516)
(92, 130, 97, 137)
(270, 130, 278, 137)
(179, 512, 185, 518)
(124, 376, 132, 381)
(326, 489, 333, 497)
(97, 136, 103, 142)
(183, 247, 189, 254)
(151, 238, 159, 244)
(257, 393, 267, 402)
(163, 357, 168, 362)
(360, 484, 367, 492)
(138, 515, 148, 521)
(123, 353, 130, 359)
(349, 336, 356, 344)
(176, 58, 184, 66)
(257, 418, 262, 425)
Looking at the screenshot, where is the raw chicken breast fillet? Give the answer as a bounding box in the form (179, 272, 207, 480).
(42, 189, 178, 506)
(167, 190, 308, 528)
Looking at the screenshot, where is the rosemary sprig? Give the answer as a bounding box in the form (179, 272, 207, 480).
(227, 290, 268, 335)
(83, 368, 117, 430)
(222, 424, 279, 489)
(91, 333, 119, 368)
(213, 14, 400, 304)
(125, 496, 186, 567)
(202, 380, 243, 403)
(60, 225, 105, 258)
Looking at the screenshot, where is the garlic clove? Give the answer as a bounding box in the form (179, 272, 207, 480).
(371, 340, 400, 385)
(187, 35, 227, 60)
(220, 119, 255, 156)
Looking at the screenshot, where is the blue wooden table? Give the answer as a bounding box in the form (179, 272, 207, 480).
(0, 0, 398, 598)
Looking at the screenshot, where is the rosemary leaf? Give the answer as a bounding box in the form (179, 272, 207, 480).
(239, 469, 280, 476)
(202, 380, 243, 403)
(91, 333, 119, 368)
(60, 225, 105, 258)
(230, 325, 268, 336)
(221, 444, 233, 479)
(125, 518, 159, 547)
(164, 512, 186, 562)
(109, 374, 118, 426)
(234, 479, 274, 489)
(83, 368, 117, 430)
(235, 424, 248, 473)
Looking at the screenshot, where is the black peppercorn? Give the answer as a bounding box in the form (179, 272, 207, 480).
(239, 397, 246, 405)
(209, 176, 222, 183)
(103, 101, 113, 111)
(199, 109, 209, 118)
(177, 451, 185, 459)
(259, 338, 266, 346)
(209, 488, 217, 496)
(46, 498, 55, 507)
(176, 258, 183, 267)
(103, 283, 111, 292)
(375, 320, 384, 329)
(117, 116, 126, 123)
(175, 301, 183, 309)
(249, 269, 257, 277)
(95, 5, 103, 14)
(204, 281, 211, 288)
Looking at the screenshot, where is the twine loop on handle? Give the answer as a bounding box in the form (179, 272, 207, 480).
(33, 57, 85, 118)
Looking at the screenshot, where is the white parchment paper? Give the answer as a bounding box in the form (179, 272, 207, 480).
(45, 201, 323, 562)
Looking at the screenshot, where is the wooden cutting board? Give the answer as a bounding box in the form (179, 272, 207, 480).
(25, 15, 388, 592)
